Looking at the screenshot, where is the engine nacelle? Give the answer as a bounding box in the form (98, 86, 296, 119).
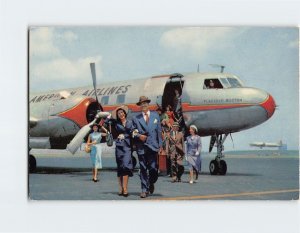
(29, 96, 101, 149)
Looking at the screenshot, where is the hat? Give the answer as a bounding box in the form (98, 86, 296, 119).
(172, 122, 179, 127)
(136, 96, 151, 106)
(190, 124, 198, 133)
(111, 105, 129, 119)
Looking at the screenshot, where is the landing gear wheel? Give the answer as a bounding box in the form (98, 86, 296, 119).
(29, 155, 36, 173)
(219, 160, 227, 175)
(209, 160, 219, 175)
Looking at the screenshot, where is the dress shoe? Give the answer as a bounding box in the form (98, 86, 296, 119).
(140, 192, 148, 198)
(171, 177, 177, 183)
(149, 183, 155, 194)
(122, 192, 129, 197)
(92, 179, 98, 182)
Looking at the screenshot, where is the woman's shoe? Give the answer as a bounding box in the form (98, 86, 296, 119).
(189, 180, 194, 184)
(92, 179, 98, 182)
(118, 188, 123, 196)
(122, 188, 129, 197)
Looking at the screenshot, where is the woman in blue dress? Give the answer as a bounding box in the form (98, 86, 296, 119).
(87, 123, 107, 182)
(186, 125, 202, 184)
(108, 105, 134, 197)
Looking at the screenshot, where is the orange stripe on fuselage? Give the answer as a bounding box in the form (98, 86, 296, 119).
(181, 102, 253, 111)
(259, 94, 276, 118)
(102, 102, 256, 113)
(58, 97, 96, 128)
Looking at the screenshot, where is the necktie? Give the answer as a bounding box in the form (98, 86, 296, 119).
(145, 113, 149, 124)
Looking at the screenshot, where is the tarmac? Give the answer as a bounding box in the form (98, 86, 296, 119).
(28, 150, 299, 200)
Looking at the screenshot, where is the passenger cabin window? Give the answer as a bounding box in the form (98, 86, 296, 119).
(227, 78, 242, 87)
(101, 96, 109, 105)
(204, 79, 223, 89)
(116, 94, 125, 104)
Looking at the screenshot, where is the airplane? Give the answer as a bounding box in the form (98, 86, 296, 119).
(250, 140, 285, 149)
(29, 63, 277, 175)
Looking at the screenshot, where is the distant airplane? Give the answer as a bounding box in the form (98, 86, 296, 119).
(29, 63, 277, 175)
(250, 140, 286, 149)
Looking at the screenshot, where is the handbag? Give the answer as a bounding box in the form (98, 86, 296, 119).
(106, 122, 114, 147)
(85, 144, 91, 153)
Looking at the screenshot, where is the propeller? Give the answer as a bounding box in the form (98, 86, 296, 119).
(90, 63, 101, 106)
(67, 111, 110, 154)
(67, 62, 109, 154)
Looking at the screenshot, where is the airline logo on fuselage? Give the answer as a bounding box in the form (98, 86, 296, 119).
(30, 85, 132, 103)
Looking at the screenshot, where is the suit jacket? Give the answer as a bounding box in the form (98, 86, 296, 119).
(113, 119, 134, 148)
(166, 130, 185, 156)
(132, 111, 162, 154)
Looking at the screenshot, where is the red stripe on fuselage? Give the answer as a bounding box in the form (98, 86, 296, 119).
(57, 96, 274, 128)
(259, 94, 276, 118)
(102, 102, 254, 113)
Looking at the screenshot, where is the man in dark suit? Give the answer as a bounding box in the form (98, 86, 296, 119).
(132, 96, 162, 198)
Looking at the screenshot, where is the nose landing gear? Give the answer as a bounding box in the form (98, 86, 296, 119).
(209, 134, 228, 175)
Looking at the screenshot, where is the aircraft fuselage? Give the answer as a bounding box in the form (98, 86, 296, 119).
(29, 72, 276, 148)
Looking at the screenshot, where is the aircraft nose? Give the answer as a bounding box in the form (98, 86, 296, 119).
(259, 94, 276, 118)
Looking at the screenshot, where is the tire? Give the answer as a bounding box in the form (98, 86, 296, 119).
(209, 160, 219, 175)
(219, 160, 227, 175)
(29, 155, 36, 173)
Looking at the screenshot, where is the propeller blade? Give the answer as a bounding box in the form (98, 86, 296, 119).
(66, 111, 111, 154)
(90, 63, 100, 105)
(67, 120, 96, 154)
(95, 111, 111, 118)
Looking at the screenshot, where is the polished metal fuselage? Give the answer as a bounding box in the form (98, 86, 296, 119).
(29, 72, 275, 148)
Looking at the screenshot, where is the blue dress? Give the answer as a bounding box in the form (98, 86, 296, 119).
(112, 119, 134, 177)
(89, 132, 102, 169)
(186, 135, 202, 173)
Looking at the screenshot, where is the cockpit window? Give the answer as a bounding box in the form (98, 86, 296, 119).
(219, 77, 243, 88)
(220, 78, 231, 88)
(227, 78, 242, 87)
(204, 79, 223, 89)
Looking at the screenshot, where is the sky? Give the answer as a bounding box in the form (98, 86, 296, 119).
(29, 26, 299, 151)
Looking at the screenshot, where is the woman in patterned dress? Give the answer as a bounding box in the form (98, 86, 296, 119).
(186, 125, 202, 184)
